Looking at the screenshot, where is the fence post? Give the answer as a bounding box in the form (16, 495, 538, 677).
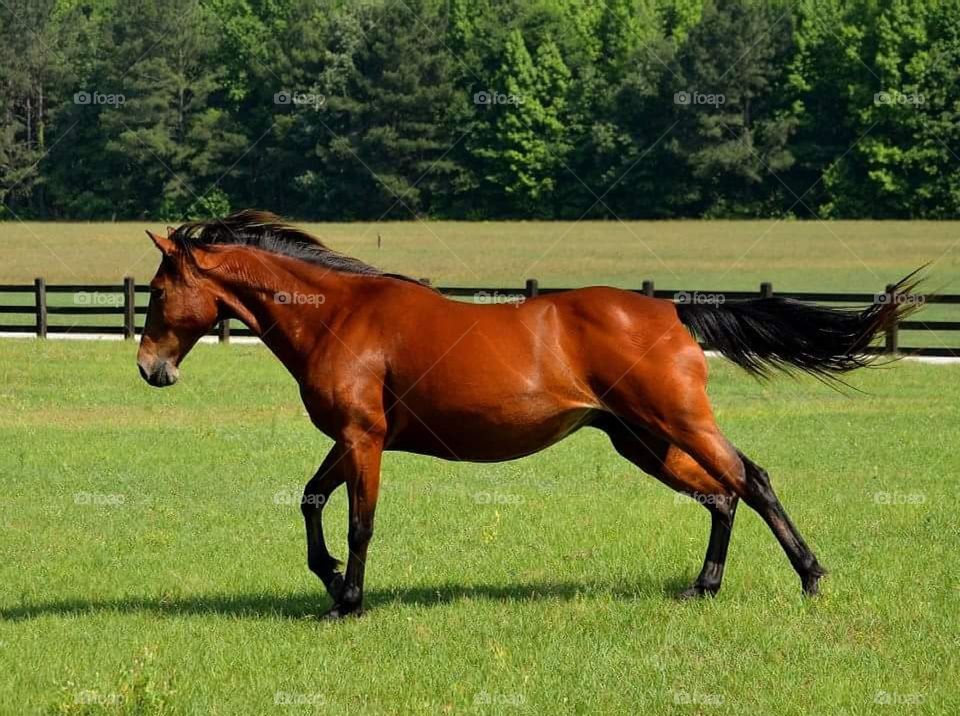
(218, 319, 230, 344)
(642, 280, 654, 297)
(884, 283, 898, 355)
(760, 281, 773, 298)
(34, 277, 47, 338)
(123, 276, 136, 339)
(525, 278, 539, 298)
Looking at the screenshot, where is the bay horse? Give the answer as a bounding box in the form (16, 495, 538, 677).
(137, 210, 920, 618)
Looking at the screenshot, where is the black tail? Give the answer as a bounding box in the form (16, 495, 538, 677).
(675, 272, 925, 379)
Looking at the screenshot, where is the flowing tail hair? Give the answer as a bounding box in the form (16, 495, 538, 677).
(675, 271, 926, 380)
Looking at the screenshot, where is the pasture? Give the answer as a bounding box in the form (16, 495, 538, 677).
(0, 339, 957, 714)
(2, 219, 959, 290)
(1, 220, 958, 714)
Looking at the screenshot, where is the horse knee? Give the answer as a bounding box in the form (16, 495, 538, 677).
(301, 494, 322, 519)
(301, 482, 332, 518)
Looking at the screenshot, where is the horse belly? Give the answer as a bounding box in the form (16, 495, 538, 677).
(387, 398, 597, 461)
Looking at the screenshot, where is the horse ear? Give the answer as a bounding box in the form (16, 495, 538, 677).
(166, 226, 175, 237)
(146, 229, 176, 256)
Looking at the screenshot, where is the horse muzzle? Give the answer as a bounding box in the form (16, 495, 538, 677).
(138, 357, 179, 387)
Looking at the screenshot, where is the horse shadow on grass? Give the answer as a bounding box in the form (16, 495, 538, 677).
(0, 576, 694, 622)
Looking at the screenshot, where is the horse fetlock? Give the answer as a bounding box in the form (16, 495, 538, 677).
(339, 584, 363, 607)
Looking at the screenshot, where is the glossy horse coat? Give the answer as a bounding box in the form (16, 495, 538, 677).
(137, 211, 921, 617)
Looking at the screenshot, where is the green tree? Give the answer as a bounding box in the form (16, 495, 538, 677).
(470, 30, 571, 216)
(672, 0, 798, 216)
(824, 0, 960, 217)
(272, 0, 473, 219)
(0, 0, 87, 216)
(906, 0, 960, 217)
(563, 0, 679, 218)
(91, 0, 247, 218)
(786, 0, 877, 216)
(3, 0, 959, 220)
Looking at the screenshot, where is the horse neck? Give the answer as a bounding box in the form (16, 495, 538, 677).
(212, 250, 351, 378)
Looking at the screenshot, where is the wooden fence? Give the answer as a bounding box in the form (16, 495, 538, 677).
(1, 278, 958, 357)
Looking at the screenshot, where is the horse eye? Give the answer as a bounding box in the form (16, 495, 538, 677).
(150, 287, 165, 301)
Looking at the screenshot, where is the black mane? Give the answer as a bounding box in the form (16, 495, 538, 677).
(171, 210, 423, 284)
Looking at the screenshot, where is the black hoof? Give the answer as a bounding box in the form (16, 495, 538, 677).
(802, 574, 823, 596)
(677, 583, 719, 600)
(802, 564, 827, 597)
(320, 602, 363, 620)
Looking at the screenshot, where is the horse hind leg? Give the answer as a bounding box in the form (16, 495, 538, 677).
(599, 418, 739, 597)
(666, 418, 826, 595)
(738, 451, 826, 595)
(600, 360, 825, 595)
(678, 486, 738, 598)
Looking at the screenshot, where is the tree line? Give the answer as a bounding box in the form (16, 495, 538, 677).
(1, 0, 958, 221)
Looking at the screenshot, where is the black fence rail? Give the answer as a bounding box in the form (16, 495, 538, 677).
(1, 278, 958, 357)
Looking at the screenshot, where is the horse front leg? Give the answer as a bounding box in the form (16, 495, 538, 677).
(322, 434, 384, 619)
(302, 446, 347, 601)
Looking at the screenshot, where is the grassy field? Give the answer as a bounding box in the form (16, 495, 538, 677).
(1, 221, 959, 713)
(0, 339, 957, 714)
(2, 220, 960, 348)
(2, 219, 959, 290)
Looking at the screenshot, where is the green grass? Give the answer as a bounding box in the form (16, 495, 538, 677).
(1, 339, 957, 714)
(2, 219, 959, 289)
